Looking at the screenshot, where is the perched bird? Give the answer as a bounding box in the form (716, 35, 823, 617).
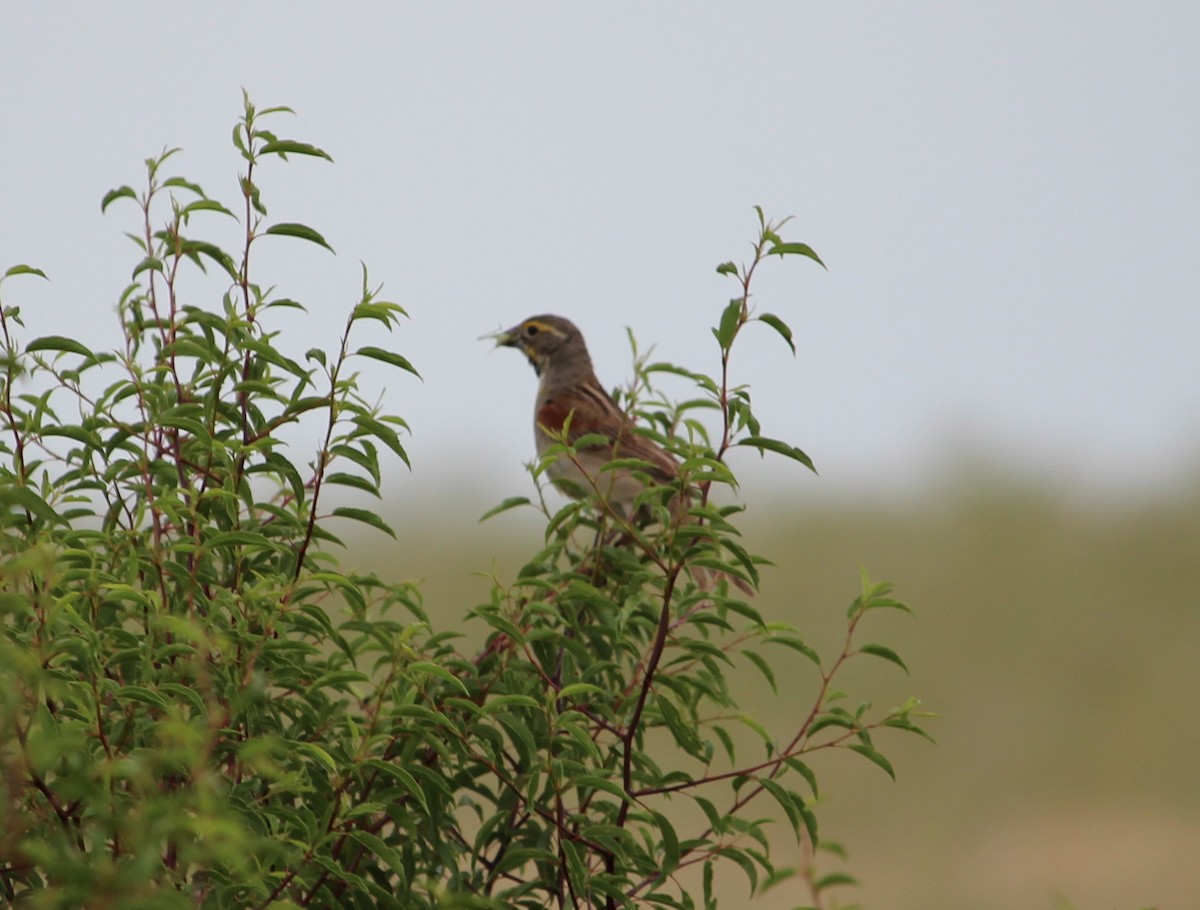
(492, 314, 684, 521)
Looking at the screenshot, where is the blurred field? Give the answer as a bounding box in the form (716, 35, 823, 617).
(356, 470, 1200, 910)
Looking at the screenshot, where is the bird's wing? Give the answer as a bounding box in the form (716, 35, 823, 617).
(537, 386, 678, 484)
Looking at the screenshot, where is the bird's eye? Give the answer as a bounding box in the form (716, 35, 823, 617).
(524, 324, 539, 337)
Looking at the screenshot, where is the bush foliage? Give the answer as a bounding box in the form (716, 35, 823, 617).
(0, 96, 929, 909)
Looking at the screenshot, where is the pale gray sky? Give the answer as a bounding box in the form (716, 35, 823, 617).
(3, 3, 1198, 504)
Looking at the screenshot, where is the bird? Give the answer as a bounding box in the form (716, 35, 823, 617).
(492, 314, 685, 523)
(492, 314, 755, 595)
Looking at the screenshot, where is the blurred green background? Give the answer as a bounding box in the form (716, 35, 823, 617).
(357, 465, 1199, 909)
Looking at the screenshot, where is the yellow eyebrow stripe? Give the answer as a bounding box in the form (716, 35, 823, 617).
(523, 320, 568, 338)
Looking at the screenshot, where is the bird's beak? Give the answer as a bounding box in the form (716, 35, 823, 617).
(482, 325, 520, 348)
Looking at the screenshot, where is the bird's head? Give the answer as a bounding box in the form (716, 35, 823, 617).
(491, 314, 586, 377)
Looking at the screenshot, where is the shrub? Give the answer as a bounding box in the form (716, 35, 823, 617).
(0, 95, 929, 909)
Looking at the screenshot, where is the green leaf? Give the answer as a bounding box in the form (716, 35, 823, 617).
(206, 530, 285, 552)
(808, 714, 855, 736)
(848, 570, 912, 616)
(178, 239, 239, 280)
(26, 336, 96, 359)
(763, 633, 821, 666)
(759, 777, 804, 842)
(716, 597, 766, 629)
(160, 411, 211, 441)
(356, 346, 420, 377)
(407, 661, 469, 694)
(480, 694, 539, 712)
(784, 757, 820, 798)
(294, 741, 337, 773)
(562, 841, 591, 899)
(714, 845, 758, 894)
(757, 313, 795, 354)
(331, 507, 395, 538)
(260, 139, 334, 162)
(719, 537, 761, 587)
(884, 716, 937, 743)
(814, 871, 859, 890)
(743, 650, 777, 693)
(352, 300, 406, 327)
(557, 682, 606, 700)
(254, 452, 306, 501)
(41, 425, 101, 449)
(256, 103, 297, 117)
(117, 686, 169, 709)
(1, 487, 63, 525)
(324, 472, 381, 497)
(479, 496, 531, 522)
(181, 198, 236, 219)
(767, 241, 826, 269)
(651, 810, 681, 875)
(713, 725, 735, 764)
(858, 643, 909, 673)
(737, 436, 817, 474)
(570, 774, 630, 803)
(848, 743, 896, 780)
(352, 414, 411, 468)
(330, 442, 380, 485)
(737, 713, 772, 745)
(656, 695, 705, 757)
(131, 256, 164, 278)
(362, 759, 429, 812)
(4, 264, 48, 280)
(495, 714, 537, 768)
(98, 583, 150, 607)
(344, 830, 407, 880)
(693, 795, 726, 836)
(266, 297, 306, 311)
(101, 185, 137, 213)
(714, 298, 743, 351)
(716, 261, 739, 277)
(800, 801, 820, 846)
(160, 683, 206, 716)
(495, 846, 556, 875)
(689, 556, 752, 587)
(264, 222, 334, 253)
(163, 176, 206, 196)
